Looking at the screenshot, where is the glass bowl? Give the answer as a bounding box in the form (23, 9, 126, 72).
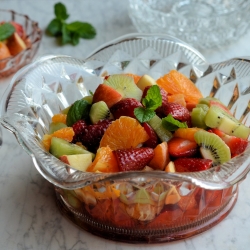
(128, 0, 250, 50)
(0, 9, 42, 78)
(0, 34, 250, 243)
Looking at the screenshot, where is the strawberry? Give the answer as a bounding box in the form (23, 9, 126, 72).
(142, 122, 159, 148)
(113, 147, 154, 171)
(209, 128, 248, 157)
(163, 102, 191, 123)
(110, 98, 142, 119)
(174, 158, 213, 172)
(72, 120, 88, 142)
(168, 137, 198, 158)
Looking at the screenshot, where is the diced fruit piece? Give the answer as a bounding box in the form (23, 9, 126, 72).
(10, 21, 24, 39)
(168, 137, 198, 158)
(194, 130, 231, 165)
(174, 158, 213, 172)
(50, 137, 94, 158)
(72, 120, 88, 142)
(86, 146, 119, 173)
(156, 70, 203, 104)
(136, 74, 156, 91)
(147, 115, 172, 142)
(142, 122, 159, 148)
(104, 74, 143, 101)
(165, 161, 176, 172)
(100, 116, 149, 150)
(0, 41, 11, 60)
(60, 153, 93, 171)
(92, 84, 122, 108)
(113, 147, 154, 171)
(148, 142, 170, 170)
(52, 113, 67, 124)
(204, 105, 250, 139)
(125, 73, 141, 84)
(191, 104, 209, 129)
(174, 127, 202, 142)
(165, 186, 181, 204)
(89, 101, 113, 124)
(168, 93, 186, 107)
(110, 98, 142, 119)
(83, 95, 93, 104)
(210, 128, 249, 157)
(6, 32, 27, 56)
(49, 122, 67, 134)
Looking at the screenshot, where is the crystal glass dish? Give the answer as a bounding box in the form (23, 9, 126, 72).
(0, 34, 250, 243)
(128, 0, 250, 50)
(0, 9, 42, 78)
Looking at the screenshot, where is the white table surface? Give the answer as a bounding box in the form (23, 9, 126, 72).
(0, 0, 250, 249)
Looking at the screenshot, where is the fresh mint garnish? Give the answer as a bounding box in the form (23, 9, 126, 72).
(134, 85, 162, 123)
(162, 114, 188, 131)
(0, 23, 15, 41)
(47, 2, 96, 45)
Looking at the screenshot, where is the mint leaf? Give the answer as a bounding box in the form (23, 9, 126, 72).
(54, 2, 69, 20)
(47, 19, 62, 36)
(142, 85, 162, 110)
(61, 23, 72, 45)
(0, 23, 15, 41)
(67, 21, 96, 39)
(134, 107, 156, 123)
(66, 99, 91, 126)
(162, 114, 188, 131)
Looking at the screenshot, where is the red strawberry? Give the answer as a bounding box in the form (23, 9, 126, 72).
(142, 122, 159, 148)
(168, 137, 198, 158)
(174, 158, 213, 172)
(113, 148, 154, 171)
(110, 98, 142, 119)
(163, 102, 191, 123)
(209, 128, 248, 157)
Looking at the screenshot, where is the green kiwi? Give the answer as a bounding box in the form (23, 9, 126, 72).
(49, 122, 67, 134)
(50, 137, 94, 159)
(104, 74, 142, 101)
(198, 96, 220, 106)
(148, 115, 172, 142)
(205, 105, 250, 139)
(191, 104, 209, 129)
(194, 130, 231, 165)
(89, 101, 113, 124)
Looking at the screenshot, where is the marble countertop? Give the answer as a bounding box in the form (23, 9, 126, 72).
(0, 0, 250, 249)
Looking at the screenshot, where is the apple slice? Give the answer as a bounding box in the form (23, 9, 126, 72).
(7, 32, 27, 56)
(136, 74, 156, 91)
(60, 153, 93, 171)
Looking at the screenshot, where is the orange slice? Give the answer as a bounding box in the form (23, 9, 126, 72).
(174, 127, 203, 142)
(99, 116, 149, 150)
(157, 70, 203, 104)
(52, 113, 67, 124)
(125, 73, 141, 84)
(86, 146, 119, 173)
(168, 93, 186, 107)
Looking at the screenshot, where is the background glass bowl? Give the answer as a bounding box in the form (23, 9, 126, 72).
(128, 0, 250, 50)
(0, 34, 250, 243)
(0, 9, 42, 78)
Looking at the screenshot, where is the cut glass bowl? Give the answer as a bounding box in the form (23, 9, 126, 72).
(0, 34, 250, 243)
(0, 9, 42, 78)
(128, 0, 250, 50)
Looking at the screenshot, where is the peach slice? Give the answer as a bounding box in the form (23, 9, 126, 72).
(7, 32, 27, 56)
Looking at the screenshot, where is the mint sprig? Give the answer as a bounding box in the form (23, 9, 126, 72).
(134, 85, 162, 123)
(0, 23, 15, 41)
(162, 114, 188, 131)
(47, 2, 96, 45)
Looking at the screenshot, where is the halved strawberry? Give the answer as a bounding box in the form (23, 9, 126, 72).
(142, 122, 159, 148)
(174, 158, 213, 172)
(93, 84, 122, 108)
(209, 128, 248, 157)
(113, 148, 154, 171)
(110, 98, 142, 119)
(168, 137, 198, 158)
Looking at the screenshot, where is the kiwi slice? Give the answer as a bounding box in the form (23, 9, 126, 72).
(50, 137, 94, 159)
(191, 104, 209, 129)
(198, 96, 220, 106)
(205, 105, 250, 139)
(104, 74, 142, 101)
(89, 101, 113, 124)
(49, 122, 67, 134)
(194, 130, 231, 165)
(148, 115, 172, 142)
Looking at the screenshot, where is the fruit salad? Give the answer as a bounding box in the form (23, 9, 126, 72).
(43, 70, 250, 230)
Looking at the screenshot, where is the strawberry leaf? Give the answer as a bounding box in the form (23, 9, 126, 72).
(162, 114, 188, 131)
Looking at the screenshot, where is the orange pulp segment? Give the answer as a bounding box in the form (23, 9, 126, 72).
(99, 116, 149, 150)
(174, 127, 203, 142)
(52, 113, 67, 124)
(125, 73, 141, 84)
(156, 70, 203, 104)
(168, 93, 186, 107)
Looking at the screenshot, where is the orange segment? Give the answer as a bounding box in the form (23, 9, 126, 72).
(174, 127, 203, 142)
(168, 93, 186, 107)
(148, 142, 170, 170)
(86, 146, 119, 173)
(156, 70, 203, 104)
(42, 127, 74, 151)
(99, 116, 149, 150)
(125, 73, 141, 84)
(52, 113, 67, 124)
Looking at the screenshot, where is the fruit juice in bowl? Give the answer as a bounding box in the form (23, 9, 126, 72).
(0, 34, 250, 243)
